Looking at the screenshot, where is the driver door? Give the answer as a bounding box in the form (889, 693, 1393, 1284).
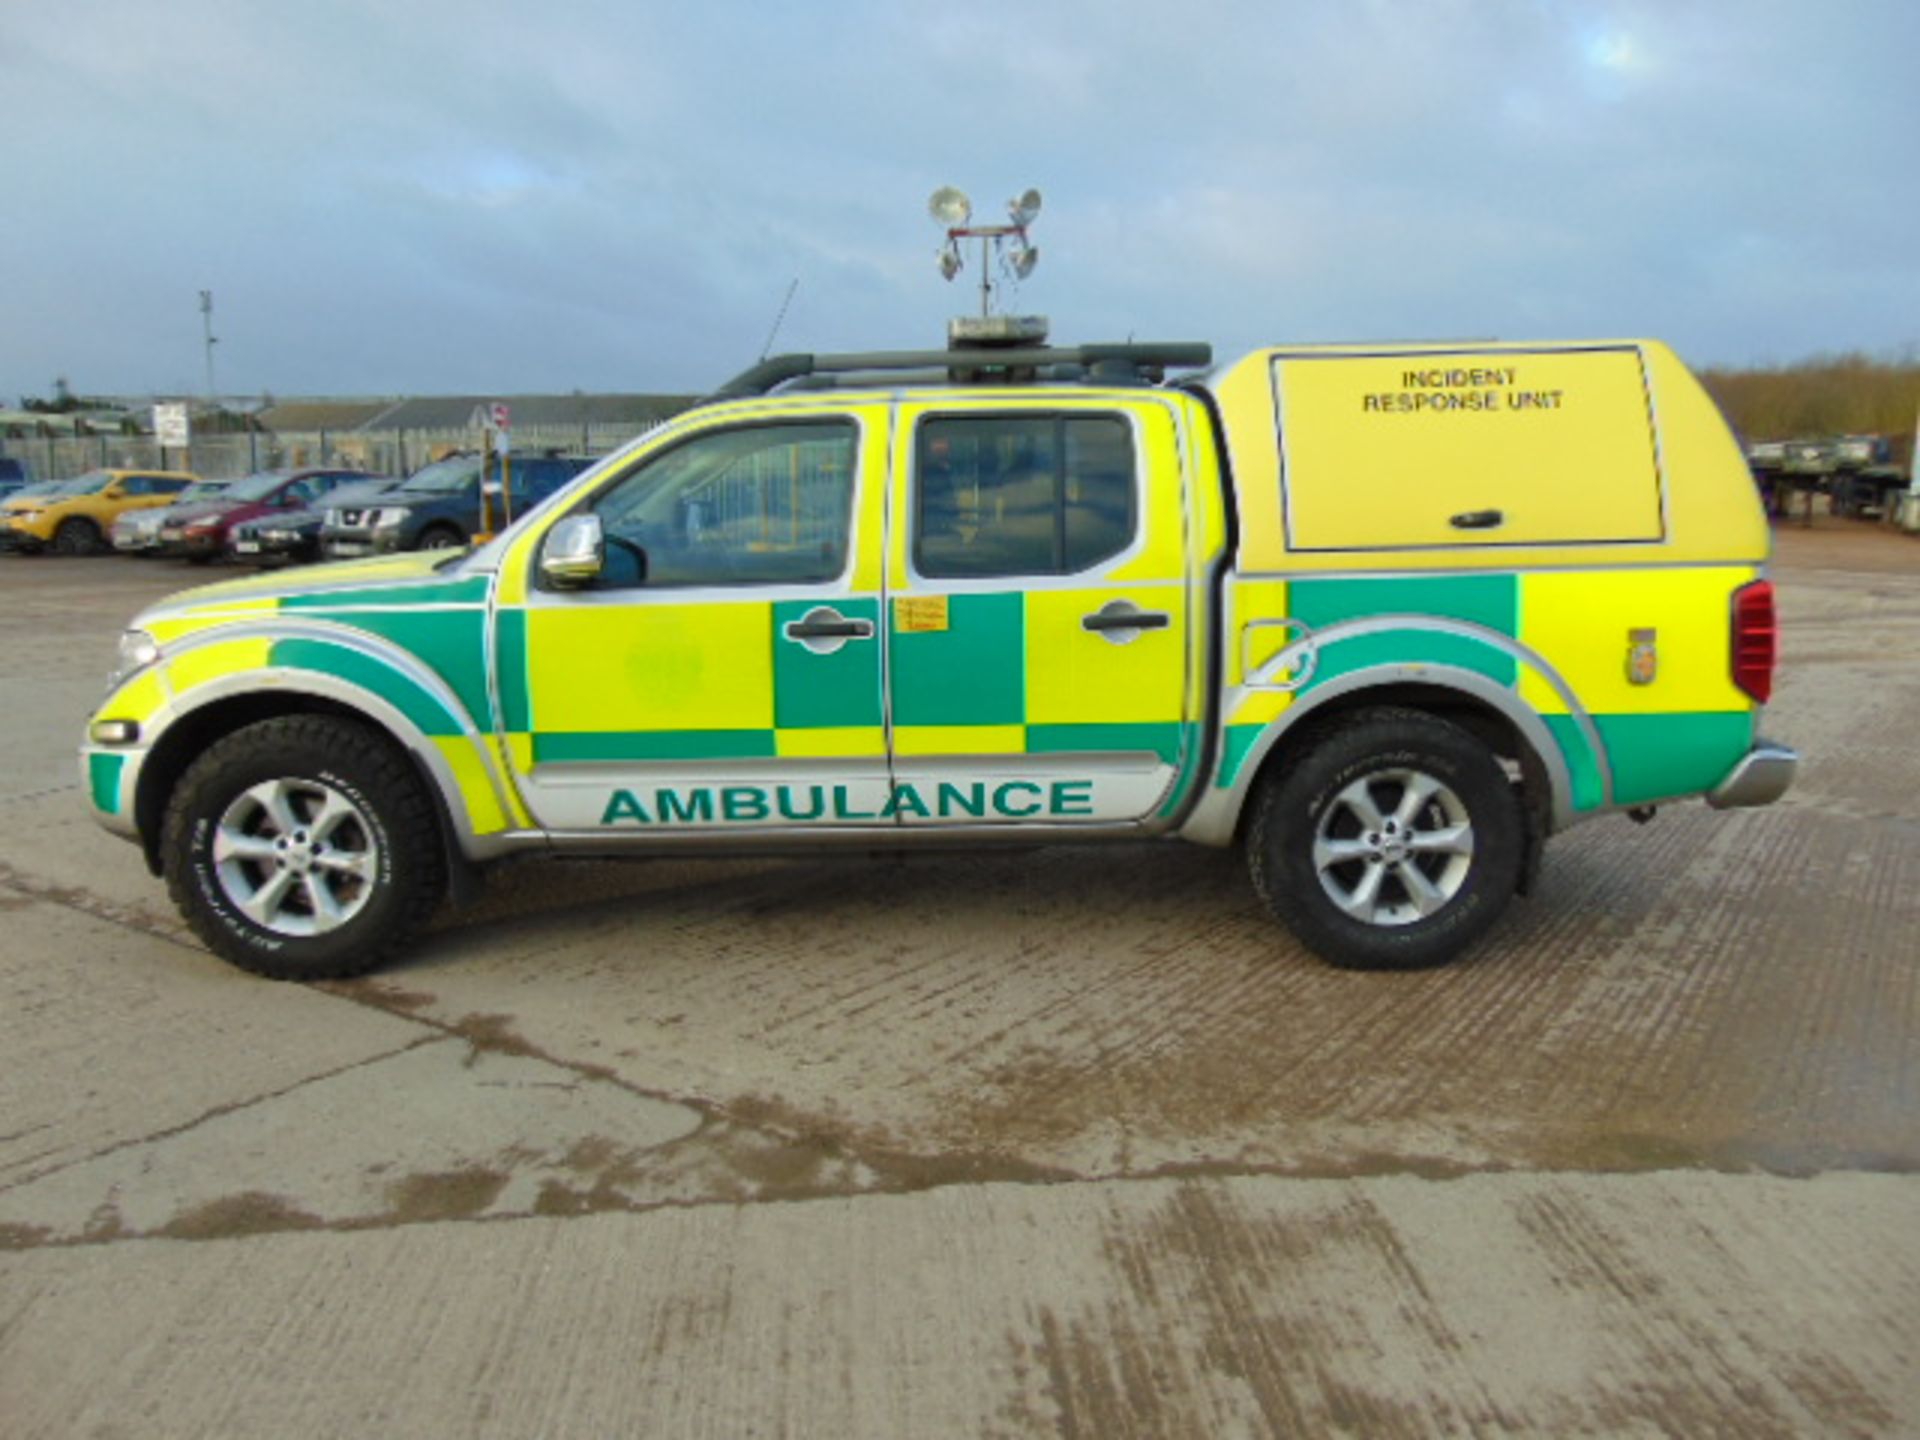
(493, 407, 892, 834)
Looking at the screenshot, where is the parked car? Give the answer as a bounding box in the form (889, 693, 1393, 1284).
(156, 468, 383, 564)
(0, 477, 76, 513)
(0, 457, 30, 501)
(112, 480, 236, 554)
(1, 469, 197, 554)
(321, 451, 594, 558)
(230, 475, 404, 566)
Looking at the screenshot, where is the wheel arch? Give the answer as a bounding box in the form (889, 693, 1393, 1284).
(132, 674, 508, 891)
(1183, 665, 1578, 853)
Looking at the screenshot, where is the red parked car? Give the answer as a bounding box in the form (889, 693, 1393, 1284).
(156, 467, 385, 563)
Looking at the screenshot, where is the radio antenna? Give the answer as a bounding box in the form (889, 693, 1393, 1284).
(759, 278, 800, 361)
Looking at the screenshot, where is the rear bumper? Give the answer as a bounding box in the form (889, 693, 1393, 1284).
(1705, 738, 1798, 809)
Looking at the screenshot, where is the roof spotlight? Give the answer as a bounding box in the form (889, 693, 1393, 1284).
(924, 182, 1044, 318)
(928, 186, 972, 228)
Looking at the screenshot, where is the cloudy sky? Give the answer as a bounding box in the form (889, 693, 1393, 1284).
(4, 1, 1916, 401)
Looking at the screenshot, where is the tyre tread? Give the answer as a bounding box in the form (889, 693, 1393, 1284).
(161, 714, 446, 980)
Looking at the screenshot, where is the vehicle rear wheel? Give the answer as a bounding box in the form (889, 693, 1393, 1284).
(161, 715, 447, 980)
(52, 518, 103, 555)
(1246, 707, 1523, 970)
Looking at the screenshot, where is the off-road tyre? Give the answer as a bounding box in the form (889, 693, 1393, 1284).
(417, 524, 466, 551)
(1247, 706, 1523, 971)
(52, 518, 103, 555)
(161, 715, 447, 980)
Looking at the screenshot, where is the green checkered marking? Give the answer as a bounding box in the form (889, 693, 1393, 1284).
(772, 598, 884, 729)
(270, 638, 465, 736)
(1289, 574, 1521, 687)
(88, 752, 126, 815)
(889, 591, 1025, 727)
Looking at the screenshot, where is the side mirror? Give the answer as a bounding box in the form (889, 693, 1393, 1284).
(540, 513, 605, 588)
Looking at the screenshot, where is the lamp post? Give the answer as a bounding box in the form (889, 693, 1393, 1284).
(199, 290, 218, 403)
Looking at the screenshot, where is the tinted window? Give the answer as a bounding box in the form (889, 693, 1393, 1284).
(914, 415, 1135, 578)
(582, 422, 856, 588)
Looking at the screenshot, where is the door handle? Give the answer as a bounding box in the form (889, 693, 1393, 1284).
(785, 618, 874, 639)
(1450, 509, 1505, 530)
(782, 606, 875, 656)
(1082, 601, 1171, 643)
(1083, 610, 1169, 632)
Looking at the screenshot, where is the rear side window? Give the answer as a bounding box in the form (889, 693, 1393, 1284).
(914, 414, 1135, 578)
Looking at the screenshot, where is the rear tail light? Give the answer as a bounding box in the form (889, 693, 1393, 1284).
(1732, 579, 1776, 704)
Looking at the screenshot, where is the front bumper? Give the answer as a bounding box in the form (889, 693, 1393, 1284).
(158, 531, 223, 558)
(322, 531, 398, 558)
(1705, 739, 1799, 809)
(232, 534, 311, 563)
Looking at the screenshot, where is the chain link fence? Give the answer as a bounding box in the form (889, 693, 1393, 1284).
(0, 422, 658, 484)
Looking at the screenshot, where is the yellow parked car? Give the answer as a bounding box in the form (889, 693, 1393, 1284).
(2, 468, 199, 555)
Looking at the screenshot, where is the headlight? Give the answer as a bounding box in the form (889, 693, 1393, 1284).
(323, 509, 341, 526)
(372, 507, 410, 529)
(12, 509, 40, 522)
(106, 629, 160, 691)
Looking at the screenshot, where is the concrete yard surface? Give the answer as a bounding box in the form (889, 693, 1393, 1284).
(2, 521, 1918, 1436)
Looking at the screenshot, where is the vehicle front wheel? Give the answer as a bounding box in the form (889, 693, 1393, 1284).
(161, 715, 448, 979)
(1247, 707, 1523, 970)
(417, 525, 466, 550)
(53, 518, 103, 555)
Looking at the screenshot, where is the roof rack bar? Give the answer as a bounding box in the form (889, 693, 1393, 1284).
(710, 342, 1212, 400)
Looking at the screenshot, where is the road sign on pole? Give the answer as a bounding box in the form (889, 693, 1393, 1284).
(153, 403, 190, 450)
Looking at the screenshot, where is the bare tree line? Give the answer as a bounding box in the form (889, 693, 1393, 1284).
(1700, 350, 1920, 442)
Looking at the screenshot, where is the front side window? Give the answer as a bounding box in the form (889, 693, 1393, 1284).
(400, 457, 482, 495)
(914, 414, 1136, 578)
(580, 422, 856, 589)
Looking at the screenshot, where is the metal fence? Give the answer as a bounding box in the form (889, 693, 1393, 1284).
(0, 422, 657, 483)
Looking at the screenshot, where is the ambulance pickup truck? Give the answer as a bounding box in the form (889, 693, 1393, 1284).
(82, 338, 1795, 980)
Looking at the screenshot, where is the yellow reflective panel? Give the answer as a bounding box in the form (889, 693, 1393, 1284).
(1105, 402, 1189, 583)
(99, 668, 167, 724)
(167, 638, 273, 694)
(432, 736, 510, 834)
(893, 724, 1025, 756)
(1026, 588, 1186, 727)
(1519, 567, 1752, 716)
(775, 726, 886, 758)
(1278, 347, 1662, 551)
(1227, 578, 1289, 685)
(525, 601, 774, 733)
(146, 597, 279, 643)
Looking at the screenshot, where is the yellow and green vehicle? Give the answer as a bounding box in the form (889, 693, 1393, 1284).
(83, 337, 1794, 979)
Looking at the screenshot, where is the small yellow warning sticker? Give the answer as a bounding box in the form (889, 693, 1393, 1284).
(895, 595, 950, 633)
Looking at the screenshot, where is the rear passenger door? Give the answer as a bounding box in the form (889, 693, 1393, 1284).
(885, 399, 1194, 827)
